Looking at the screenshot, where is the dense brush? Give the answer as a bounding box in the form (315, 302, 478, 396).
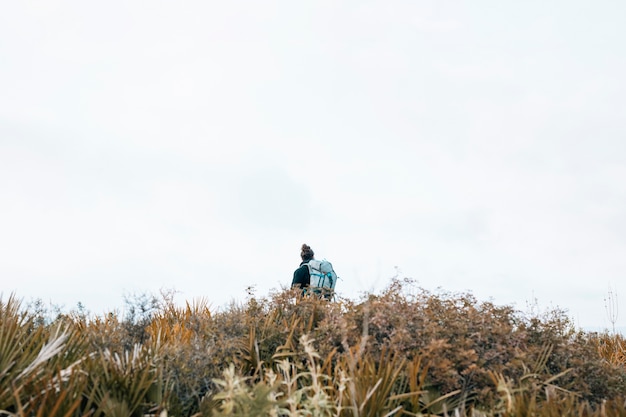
(1, 280, 625, 416)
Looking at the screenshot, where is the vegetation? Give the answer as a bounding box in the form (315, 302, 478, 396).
(1, 278, 625, 416)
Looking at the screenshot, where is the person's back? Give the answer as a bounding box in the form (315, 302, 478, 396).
(291, 243, 337, 299)
(292, 244, 314, 293)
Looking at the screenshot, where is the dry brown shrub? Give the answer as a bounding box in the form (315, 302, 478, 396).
(5, 279, 626, 416)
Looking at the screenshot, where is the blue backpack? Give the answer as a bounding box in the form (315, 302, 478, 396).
(305, 259, 338, 298)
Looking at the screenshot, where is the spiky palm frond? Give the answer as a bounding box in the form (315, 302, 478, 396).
(7, 367, 91, 417)
(338, 345, 409, 417)
(0, 296, 86, 415)
(86, 344, 165, 417)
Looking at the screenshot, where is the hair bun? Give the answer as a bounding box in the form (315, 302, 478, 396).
(300, 244, 314, 261)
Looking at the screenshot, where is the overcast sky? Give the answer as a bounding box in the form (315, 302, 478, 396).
(1, 1, 625, 331)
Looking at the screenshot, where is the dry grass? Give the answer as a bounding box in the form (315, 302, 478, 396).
(1, 279, 625, 416)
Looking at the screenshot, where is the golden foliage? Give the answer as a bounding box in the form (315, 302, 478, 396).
(2, 281, 626, 417)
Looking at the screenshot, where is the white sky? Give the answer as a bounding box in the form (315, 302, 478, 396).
(1, 1, 625, 331)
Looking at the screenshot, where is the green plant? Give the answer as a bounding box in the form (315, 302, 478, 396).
(85, 344, 165, 417)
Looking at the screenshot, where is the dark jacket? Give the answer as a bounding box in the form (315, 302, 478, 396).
(292, 261, 310, 289)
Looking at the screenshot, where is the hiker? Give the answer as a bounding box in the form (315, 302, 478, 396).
(291, 243, 314, 293)
(292, 243, 338, 299)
